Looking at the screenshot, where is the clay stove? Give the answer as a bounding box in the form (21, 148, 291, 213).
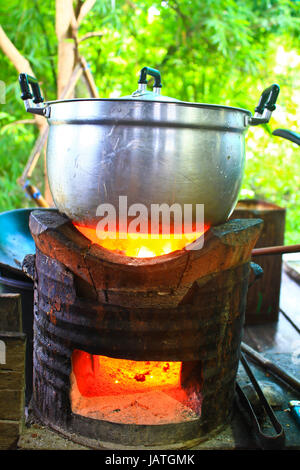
(27, 210, 262, 449)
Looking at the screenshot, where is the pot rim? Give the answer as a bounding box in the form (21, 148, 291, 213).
(44, 97, 252, 115)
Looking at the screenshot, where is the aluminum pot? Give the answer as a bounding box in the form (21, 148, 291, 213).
(19, 67, 280, 231)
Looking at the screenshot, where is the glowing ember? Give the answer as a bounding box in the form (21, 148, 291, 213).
(73, 225, 209, 258)
(70, 351, 201, 425)
(72, 350, 182, 396)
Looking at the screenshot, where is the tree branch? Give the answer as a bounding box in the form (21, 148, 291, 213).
(79, 56, 99, 98)
(32, 0, 57, 88)
(0, 25, 45, 131)
(78, 31, 103, 43)
(76, 0, 96, 25)
(0, 26, 30, 72)
(55, 0, 76, 96)
(1, 119, 35, 132)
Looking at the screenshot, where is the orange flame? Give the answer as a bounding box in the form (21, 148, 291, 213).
(70, 351, 201, 425)
(72, 350, 182, 397)
(73, 224, 210, 258)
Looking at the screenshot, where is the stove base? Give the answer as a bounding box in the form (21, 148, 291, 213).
(31, 401, 230, 450)
(28, 210, 262, 448)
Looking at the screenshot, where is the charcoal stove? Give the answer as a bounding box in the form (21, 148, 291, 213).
(27, 209, 262, 449)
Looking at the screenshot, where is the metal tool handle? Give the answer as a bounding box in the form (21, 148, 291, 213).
(19, 73, 47, 116)
(250, 84, 280, 126)
(241, 342, 300, 393)
(236, 353, 285, 450)
(272, 128, 300, 146)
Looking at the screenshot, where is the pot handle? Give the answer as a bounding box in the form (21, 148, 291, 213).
(248, 261, 264, 287)
(249, 84, 280, 126)
(138, 67, 162, 92)
(272, 128, 300, 146)
(19, 73, 47, 116)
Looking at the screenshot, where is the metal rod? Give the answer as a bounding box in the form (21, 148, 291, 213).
(241, 342, 300, 393)
(279, 308, 300, 335)
(252, 244, 300, 256)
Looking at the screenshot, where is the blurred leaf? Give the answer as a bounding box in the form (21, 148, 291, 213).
(0, 0, 299, 242)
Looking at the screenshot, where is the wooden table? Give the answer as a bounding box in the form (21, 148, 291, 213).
(16, 269, 300, 451)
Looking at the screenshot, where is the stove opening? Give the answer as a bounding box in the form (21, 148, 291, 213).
(73, 225, 210, 258)
(70, 350, 203, 425)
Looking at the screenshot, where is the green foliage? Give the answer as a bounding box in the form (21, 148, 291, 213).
(0, 0, 299, 243)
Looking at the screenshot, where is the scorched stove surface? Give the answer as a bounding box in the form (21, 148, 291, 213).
(27, 209, 262, 449)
